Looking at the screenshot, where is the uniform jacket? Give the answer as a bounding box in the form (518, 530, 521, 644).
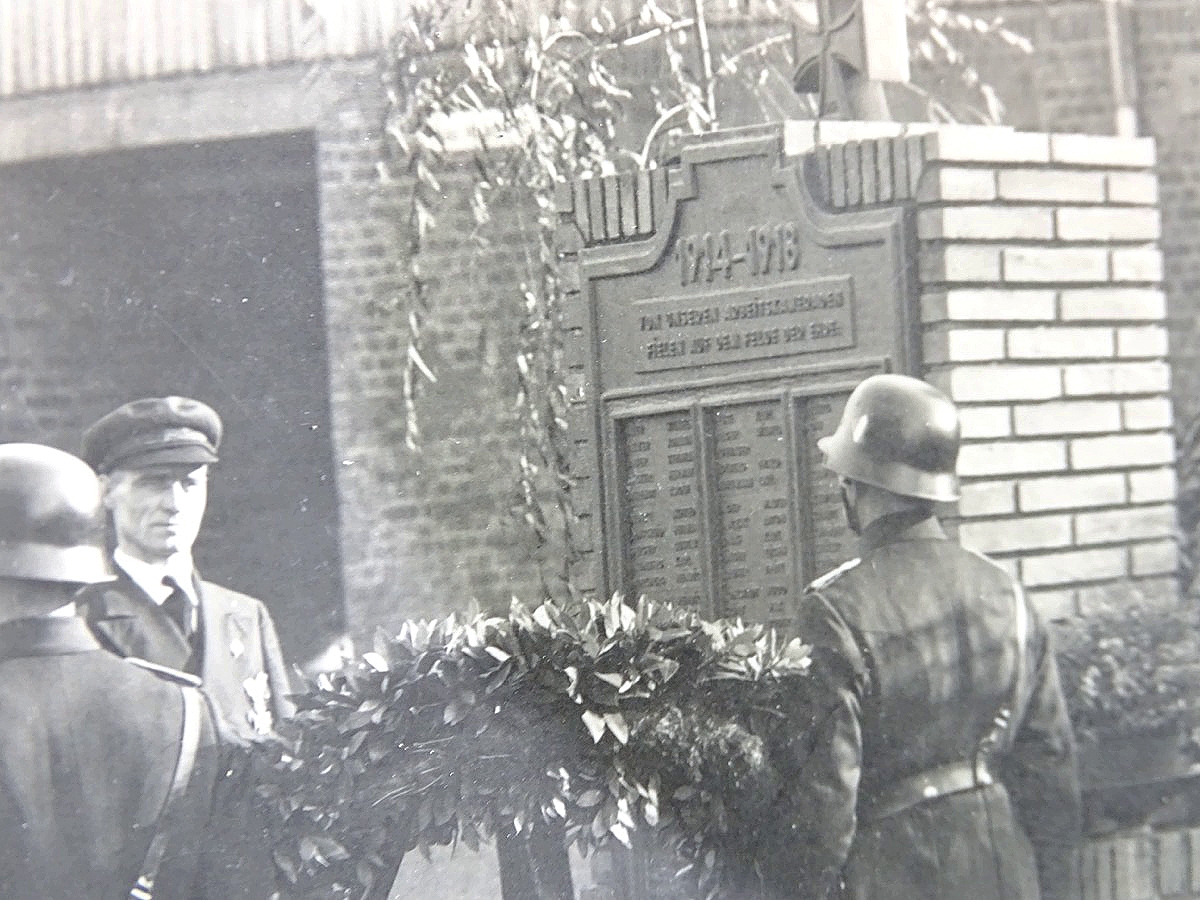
(0, 615, 220, 900)
(759, 511, 1080, 900)
(80, 568, 294, 746)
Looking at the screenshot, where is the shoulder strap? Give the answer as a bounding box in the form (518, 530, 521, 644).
(976, 579, 1031, 775)
(129, 685, 204, 900)
(126, 656, 203, 688)
(807, 556, 862, 592)
(1006, 581, 1033, 747)
(1011, 581, 1030, 719)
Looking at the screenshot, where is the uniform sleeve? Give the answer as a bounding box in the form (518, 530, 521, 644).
(1001, 610, 1081, 900)
(758, 589, 867, 900)
(256, 600, 296, 722)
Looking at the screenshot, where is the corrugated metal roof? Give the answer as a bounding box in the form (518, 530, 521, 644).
(0, 0, 409, 98)
(0, 0, 799, 100)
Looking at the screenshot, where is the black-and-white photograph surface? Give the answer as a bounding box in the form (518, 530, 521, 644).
(0, 1, 1191, 898)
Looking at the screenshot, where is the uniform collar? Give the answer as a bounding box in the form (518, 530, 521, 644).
(857, 509, 946, 557)
(0, 615, 101, 660)
(113, 548, 198, 606)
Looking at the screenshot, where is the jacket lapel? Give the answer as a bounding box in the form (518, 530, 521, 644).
(86, 570, 192, 670)
(197, 579, 222, 688)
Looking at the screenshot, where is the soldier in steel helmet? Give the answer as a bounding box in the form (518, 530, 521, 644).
(757, 374, 1080, 900)
(0, 443, 261, 900)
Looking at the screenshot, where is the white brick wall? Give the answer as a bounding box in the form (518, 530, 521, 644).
(998, 169, 1106, 203)
(1055, 207, 1161, 242)
(1017, 473, 1126, 511)
(959, 514, 1073, 554)
(959, 481, 1017, 516)
(1060, 288, 1166, 321)
(1070, 433, 1174, 469)
(942, 365, 1063, 402)
(1013, 400, 1121, 435)
(918, 167, 997, 202)
(1116, 325, 1168, 358)
(1062, 361, 1171, 396)
(918, 206, 1055, 241)
(1106, 171, 1158, 205)
(1007, 327, 1114, 359)
(1111, 247, 1164, 282)
(1003, 246, 1110, 283)
(1021, 546, 1128, 587)
(915, 128, 1176, 617)
(923, 288, 1057, 323)
(957, 439, 1067, 476)
(959, 406, 1012, 438)
(1122, 397, 1173, 430)
(1049, 133, 1156, 167)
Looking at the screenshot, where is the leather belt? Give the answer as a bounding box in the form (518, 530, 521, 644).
(860, 759, 994, 823)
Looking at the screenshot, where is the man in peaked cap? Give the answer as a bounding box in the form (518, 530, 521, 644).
(0, 443, 236, 899)
(78, 396, 293, 746)
(755, 374, 1079, 900)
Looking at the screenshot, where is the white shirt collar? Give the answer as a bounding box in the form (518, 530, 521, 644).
(112, 548, 197, 607)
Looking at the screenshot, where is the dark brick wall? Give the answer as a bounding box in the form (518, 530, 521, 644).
(0, 60, 546, 661)
(0, 133, 345, 663)
(929, 1, 1114, 135)
(1134, 1, 1200, 429)
(313, 64, 543, 641)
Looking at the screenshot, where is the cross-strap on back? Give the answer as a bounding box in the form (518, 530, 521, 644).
(128, 682, 204, 900)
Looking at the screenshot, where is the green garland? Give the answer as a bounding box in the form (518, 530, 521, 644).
(254, 596, 812, 899)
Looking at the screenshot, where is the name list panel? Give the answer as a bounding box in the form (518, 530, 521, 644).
(709, 400, 795, 627)
(618, 410, 705, 609)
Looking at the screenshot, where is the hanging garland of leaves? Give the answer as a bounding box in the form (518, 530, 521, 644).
(255, 595, 812, 900)
(382, 0, 632, 590)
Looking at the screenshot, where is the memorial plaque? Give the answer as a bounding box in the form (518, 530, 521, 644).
(561, 124, 917, 624)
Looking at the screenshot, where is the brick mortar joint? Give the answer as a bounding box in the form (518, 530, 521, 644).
(919, 162, 1157, 175)
(930, 324, 1160, 334)
(917, 199, 1156, 209)
(919, 238, 1161, 248)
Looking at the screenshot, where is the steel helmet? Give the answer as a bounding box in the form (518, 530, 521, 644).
(818, 374, 961, 502)
(0, 443, 110, 584)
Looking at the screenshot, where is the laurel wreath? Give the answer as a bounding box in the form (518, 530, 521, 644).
(254, 595, 812, 899)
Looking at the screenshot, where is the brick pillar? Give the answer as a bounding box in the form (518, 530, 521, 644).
(797, 122, 1175, 620)
(913, 127, 1175, 620)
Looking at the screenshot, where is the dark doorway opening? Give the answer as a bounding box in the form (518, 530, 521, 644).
(0, 131, 343, 663)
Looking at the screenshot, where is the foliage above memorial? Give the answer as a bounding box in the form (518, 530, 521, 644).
(255, 595, 812, 899)
(376, 0, 1033, 591)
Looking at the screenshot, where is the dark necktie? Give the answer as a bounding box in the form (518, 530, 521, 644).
(161, 577, 194, 640)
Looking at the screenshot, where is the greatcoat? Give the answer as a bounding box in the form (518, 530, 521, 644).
(757, 511, 1080, 900)
(0, 615, 219, 900)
